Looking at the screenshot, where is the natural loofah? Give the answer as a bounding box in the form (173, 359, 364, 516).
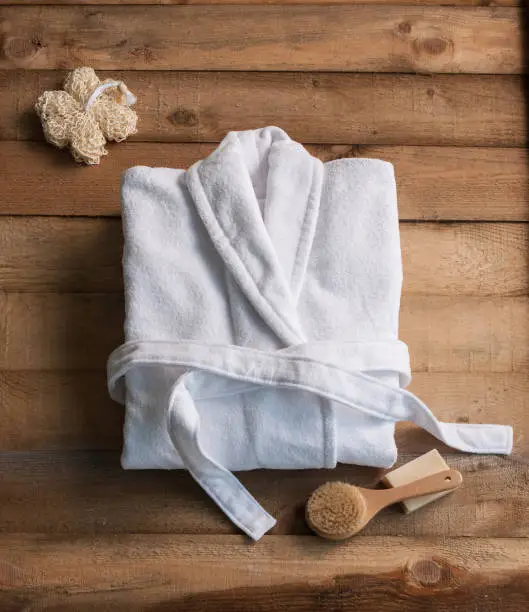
(35, 67, 138, 165)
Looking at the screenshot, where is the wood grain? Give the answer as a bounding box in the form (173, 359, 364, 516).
(2, 534, 529, 610)
(2, 142, 527, 220)
(0, 293, 125, 370)
(0, 370, 522, 453)
(2, 71, 524, 147)
(0, 218, 526, 295)
(0, 370, 122, 450)
(402, 373, 526, 455)
(0, 452, 526, 538)
(2, 0, 521, 6)
(0, 293, 527, 372)
(0, 217, 123, 293)
(401, 223, 528, 297)
(400, 295, 529, 373)
(0, 6, 521, 73)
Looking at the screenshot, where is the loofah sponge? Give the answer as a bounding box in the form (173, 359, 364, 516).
(35, 67, 138, 165)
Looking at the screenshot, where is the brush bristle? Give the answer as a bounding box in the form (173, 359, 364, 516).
(306, 481, 367, 539)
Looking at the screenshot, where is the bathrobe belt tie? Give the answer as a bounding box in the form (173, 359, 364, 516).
(108, 340, 513, 541)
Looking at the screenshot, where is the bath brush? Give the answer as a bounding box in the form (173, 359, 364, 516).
(306, 469, 462, 540)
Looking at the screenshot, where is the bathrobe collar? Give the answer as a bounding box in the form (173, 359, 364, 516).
(186, 127, 324, 346)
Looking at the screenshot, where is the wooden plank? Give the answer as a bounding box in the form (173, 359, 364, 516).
(402, 223, 528, 297)
(400, 295, 529, 373)
(2, 71, 524, 147)
(2, 534, 529, 610)
(2, 0, 520, 6)
(0, 370, 122, 451)
(0, 218, 123, 293)
(0, 6, 521, 73)
(0, 293, 125, 370)
(0, 452, 526, 537)
(402, 372, 526, 454)
(1, 142, 527, 220)
(0, 218, 526, 295)
(1, 294, 527, 372)
(0, 370, 522, 453)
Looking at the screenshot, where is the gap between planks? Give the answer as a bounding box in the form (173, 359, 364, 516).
(0, 6, 521, 73)
(1, 534, 529, 611)
(1, 142, 527, 220)
(2, 71, 525, 147)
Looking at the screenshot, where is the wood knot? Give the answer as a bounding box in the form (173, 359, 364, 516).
(414, 37, 449, 57)
(86, 10, 104, 21)
(129, 45, 155, 64)
(2, 36, 41, 62)
(170, 108, 199, 127)
(408, 559, 443, 586)
(398, 21, 412, 35)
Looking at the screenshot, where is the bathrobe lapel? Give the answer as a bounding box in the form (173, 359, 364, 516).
(186, 130, 324, 346)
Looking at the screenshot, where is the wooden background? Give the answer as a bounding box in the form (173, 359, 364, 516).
(0, 0, 527, 609)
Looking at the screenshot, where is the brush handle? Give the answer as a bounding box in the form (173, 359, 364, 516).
(361, 469, 462, 514)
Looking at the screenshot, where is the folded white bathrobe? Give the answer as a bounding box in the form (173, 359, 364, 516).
(108, 126, 513, 540)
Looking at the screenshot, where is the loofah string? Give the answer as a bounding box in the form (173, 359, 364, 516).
(85, 80, 137, 111)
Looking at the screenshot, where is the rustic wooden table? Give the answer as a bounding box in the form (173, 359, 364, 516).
(0, 1, 527, 609)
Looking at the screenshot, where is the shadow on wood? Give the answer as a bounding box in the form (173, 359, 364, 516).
(52, 221, 124, 451)
(149, 569, 529, 612)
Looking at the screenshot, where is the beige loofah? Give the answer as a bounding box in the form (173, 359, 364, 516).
(35, 67, 138, 165)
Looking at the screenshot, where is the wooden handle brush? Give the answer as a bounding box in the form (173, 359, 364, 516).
(306, 469, 462, 540)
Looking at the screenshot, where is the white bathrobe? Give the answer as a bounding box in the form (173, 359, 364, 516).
(108, 126, 512, 540)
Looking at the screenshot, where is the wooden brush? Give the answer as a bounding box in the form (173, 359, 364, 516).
(305, 469, 462, 540)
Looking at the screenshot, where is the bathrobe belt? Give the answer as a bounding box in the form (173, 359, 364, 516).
(108, 340, 513, 541)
